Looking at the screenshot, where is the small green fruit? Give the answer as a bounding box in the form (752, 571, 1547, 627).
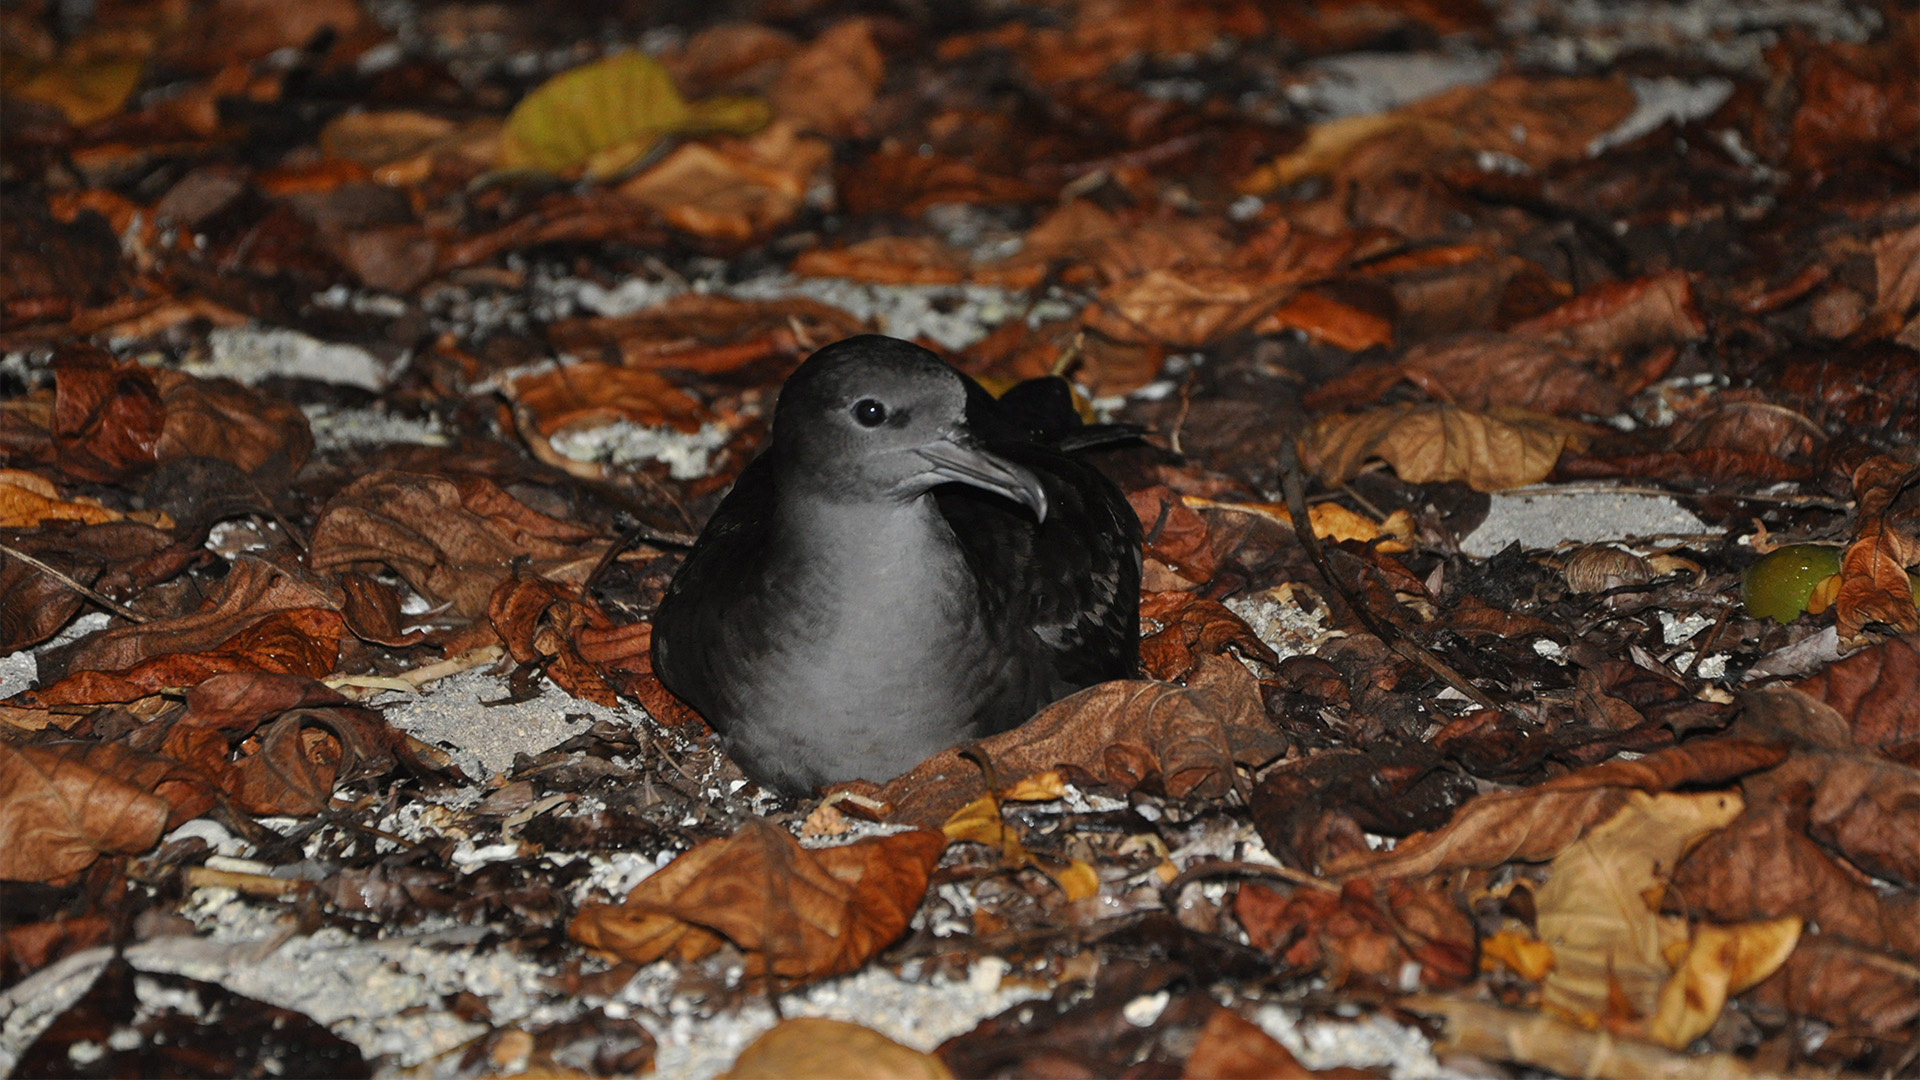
(1742, 543, 1920, 622)
(1741, 544, 1842, 623)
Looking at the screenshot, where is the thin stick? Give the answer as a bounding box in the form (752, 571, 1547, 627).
(1280, 439, 1500, 712)
(0, 541, 148, 623)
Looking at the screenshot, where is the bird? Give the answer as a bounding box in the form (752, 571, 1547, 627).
(650, 334, 1142, 795)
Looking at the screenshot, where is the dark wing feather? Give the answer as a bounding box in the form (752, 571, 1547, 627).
(938, 375, 1142, 733)
(648, 453, 777, 735)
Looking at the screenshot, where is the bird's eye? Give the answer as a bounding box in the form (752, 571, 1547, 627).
(851, 398, 888, 427)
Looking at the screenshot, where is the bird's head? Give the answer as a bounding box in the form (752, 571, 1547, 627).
(771, 335, 1049, 521)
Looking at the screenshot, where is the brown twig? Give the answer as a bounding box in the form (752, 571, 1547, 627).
(0, 541, 148, 623)
(1280, 438, 1500, 712)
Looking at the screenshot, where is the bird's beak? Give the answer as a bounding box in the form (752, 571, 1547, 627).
(913, 435, 1049, 522)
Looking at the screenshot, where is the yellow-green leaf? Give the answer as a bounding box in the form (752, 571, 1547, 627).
(498, 52, 768, 178)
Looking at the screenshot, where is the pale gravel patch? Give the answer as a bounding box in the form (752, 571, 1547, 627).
(195, 326, 392, 390)
(1252, 1004, 1463, 1080)
(304, 404, 451, 451)
(1462, 488, 1712, 558)
(374, 666, 632, 780)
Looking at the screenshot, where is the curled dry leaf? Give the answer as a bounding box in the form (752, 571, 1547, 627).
(0, 741, 173, 882)
(307, 471, 605, 619)
(879, 654, 1259, 828)
(1138, 590, 1276, 682)
(1834, 456, 1920, 639)
(1323, 739, 1786, 881)
(1241, 77, 1634, 193)
(617, 120, 830, 244)
(1648, 916, 1802, 1049)
(1128, 486, 1219, 583)
(1237, 878, 1475, 993)
(1303, 402, 1589, 492)
(568, 818, 946, 984)
(24, 559, 345, 707)
(487, 574, 621, 708)
(791, 235, 1047, 290)
(1509, 271, 1706, 355)
(0, 521, 183, 654)
(152, 370, 313, 477)
(50, 344, 165, 484)
(548, 293, 867, 375)
(1252, 289, 1394, 352)
(1747, 933, 1920, 1043)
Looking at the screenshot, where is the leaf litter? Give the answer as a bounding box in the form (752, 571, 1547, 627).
(2, 0, 1918, 1077)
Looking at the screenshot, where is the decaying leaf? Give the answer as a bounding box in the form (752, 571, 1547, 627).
(569, 819, 946, 984)
(1833, 456, 1920, 638)
(307, 471, 606, 618)
(0, 741, 173, 882)
(1303, 402, 1590, 492)
(879, 655, 1261, 828)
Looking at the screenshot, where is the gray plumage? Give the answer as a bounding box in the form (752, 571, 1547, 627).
(650, 335, 1141, 794)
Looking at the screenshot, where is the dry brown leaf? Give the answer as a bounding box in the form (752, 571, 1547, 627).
(1084, 269, 1298, 348)
(1872, 222, 1920, 316)
(1746, 933, 1920, 1043)
(769, 19, 884, 138)
(1241, 77, 1634, 193)
(510, 361, 708, 437)
(23, 559, 345, 707)
(152, 370, 313, 477)
(547, 293, 866, 375)
(1671, 793, 1920, 959)
(1303, 402, 1589, 492)
(1834, 456, 1920, 638)
(569, 819, 945, 984)
(722, 1018, 949, 1079)
(1254, 289, 1394, 352)
(617, 120, 829, 243)
(1397, 332, 1623, 416)
(1509, 271, 1706, 355)
(879, 654, 1258, 828)
(1534, 790, 1743, 1026)
(1793, 634, 1920, 751)
(1324, 740, 1786, 881)
(1179, 1008, 1314, 1080)
(1138, 590, 1276, 682)
(0, 741, 171, 882)
(307, 471, 605, 619)
(50, 344, 165, 484)
(792, 236, 1047, 290)
(487, 574, 620, 708)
